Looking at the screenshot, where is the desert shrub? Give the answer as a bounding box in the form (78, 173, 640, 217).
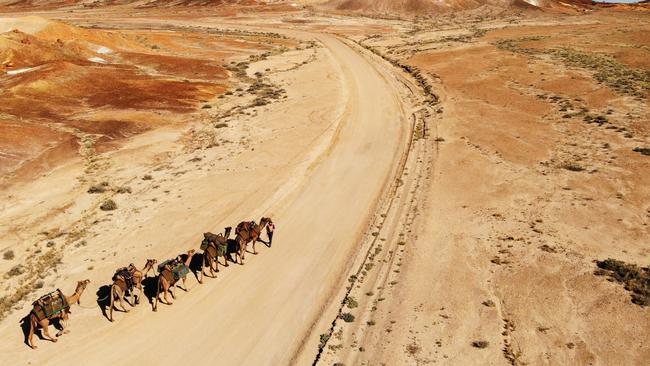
(3, 250, 14, 260)
(345, 297, 358, 309)
(87, 184, 107, 193)
(142, 175, 153, 180)
(215, 123, 228, 128)
(202, 104, 212, 109)
(596, 258, 650, 306)
(366, 320, 376, 326)
(100, 199, 117, 211)
(633, 147, 650, 156)
(7, 265, 24, 277)
(561, 162, 584, 172)
(472, 340, 489, 349)
(406, 342, 421, 354)
(116, 186, 132, 194)
(318, 333, 330, 349)
(482, 299, 495, 307)
(340, 313, 355, 322)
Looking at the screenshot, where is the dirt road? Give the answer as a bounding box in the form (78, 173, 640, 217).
(0, 28, 410, 365)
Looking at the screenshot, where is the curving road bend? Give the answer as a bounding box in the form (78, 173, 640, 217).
(2, 31, 409, 365)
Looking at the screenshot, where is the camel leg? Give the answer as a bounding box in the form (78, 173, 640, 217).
(109, 285, 115, 321)
(199, 255, 205, 284)
(169, 282, 176, 299)
(118, 289, 130, 313)
(239, 243, 246, 265)
(181, 277, 189, 292)
(135, 284, 142, 305)
(28, 314, 37, 349)
(40, 320, 57, 343)
(56, 315, 69, 337)
(252, 235, 258, 255)
(130, 286, 136, 307)
(153, 277, 162, 311)
(164, 279, 174, 304)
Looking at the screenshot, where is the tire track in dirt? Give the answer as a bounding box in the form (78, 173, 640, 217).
(311, 38, 440, 365)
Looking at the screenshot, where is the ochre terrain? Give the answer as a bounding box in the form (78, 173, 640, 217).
(0, 3, 647, 366)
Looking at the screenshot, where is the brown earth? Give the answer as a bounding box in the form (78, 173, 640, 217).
(0, 16, 291, 187)
(0, 4, 648, 366)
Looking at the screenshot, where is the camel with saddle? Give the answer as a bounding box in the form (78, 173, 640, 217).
(199, 227, 231, 283)
(25, 279, 90, 349)
(153, 249, 195, 311)
(108, 259, 156, 322)
(234, 217, 271, 264)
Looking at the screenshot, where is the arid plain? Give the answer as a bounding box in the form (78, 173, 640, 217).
(0, 1, 648, 365)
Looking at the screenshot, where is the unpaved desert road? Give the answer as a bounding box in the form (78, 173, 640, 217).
(1, 30, 409, 365)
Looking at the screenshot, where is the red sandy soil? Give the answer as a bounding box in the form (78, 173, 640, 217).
(318, 9, 649, 365)
(322, 0, 594, 15)
(0, 16, 287, 188)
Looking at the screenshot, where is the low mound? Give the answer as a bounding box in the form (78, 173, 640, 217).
(322, 0, 594, 15)
(0, 0, 261, 9)
(0, 29, 94, 68)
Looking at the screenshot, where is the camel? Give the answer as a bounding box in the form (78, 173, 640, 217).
(109, 259, 156, 322)
(199, 227, 232, 284)
(26, 279, 90, 349)
(234, 217, 271, 264)
(153, 249, 195, 312)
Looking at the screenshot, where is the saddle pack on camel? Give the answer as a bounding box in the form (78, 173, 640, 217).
(112, 268, 134, 290)
(157, 259, 189, 281)
(201, 232, 227, 256)
(201, 232, 219, 251)
(236, 221, 256, 238)
(33, 289, 69, 320)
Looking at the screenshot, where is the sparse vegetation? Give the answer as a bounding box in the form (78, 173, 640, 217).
(100, 199, 118, 211)
(7, 265, 24, 277)
(116, 186, 132, 194)
(560, 161, 584, 172)
(633, 147, 650, 156)
(472, 340, 489, 349)
(482, 299, 495, 307)
(340, 312, 355, 322)
(142, 174, 153, 180)
(87, 181, 109, 193)
(3, 250, 14, 260)
(345, 296, 359, 309)
(595, 258, 649, 306)
(318, 333, 330, 350)
(495, 37, 650, 98)
(406, 342, 421, 355)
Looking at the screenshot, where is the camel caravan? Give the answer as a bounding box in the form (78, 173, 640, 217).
(23, 217, 275, 349)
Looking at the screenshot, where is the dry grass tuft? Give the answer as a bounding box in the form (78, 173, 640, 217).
(595, 258, 650, 306)
(3, 250, 14, 260)
(472, 340, 489, 349)
(100, 199, 118, 211)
